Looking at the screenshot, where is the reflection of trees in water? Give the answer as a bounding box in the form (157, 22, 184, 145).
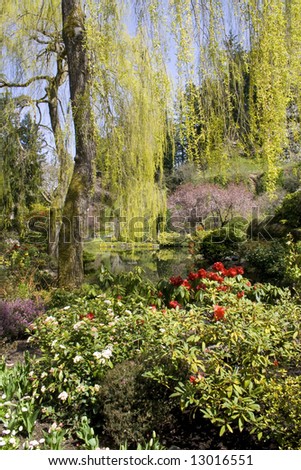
(93, 248, 192, 280)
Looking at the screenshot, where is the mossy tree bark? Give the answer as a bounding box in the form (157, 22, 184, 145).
(58, 0, 97, 288)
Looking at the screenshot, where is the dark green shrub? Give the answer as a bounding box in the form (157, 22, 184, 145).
(201, 225, 247, 262)
(99, 360, 177, 448)
(274, 189, 301, 228)
(241, 241, 287, 285)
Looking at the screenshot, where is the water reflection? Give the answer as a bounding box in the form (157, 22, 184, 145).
(84, 242, 195, 282)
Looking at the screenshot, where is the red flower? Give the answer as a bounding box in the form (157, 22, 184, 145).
(169, 300, 180, 309)
(273, 359, 279, 367)
(169, 276, 184, 286)
(237, 291, 245, 299)
(236, 266, 244, 275)
(208, 272, 224, 283)
(217, 285, 229, 292)
(212, 262, 225, 272)
(197, 268, 208, 279)
(246, 281, 252, 287)
(188, 272, 199, 281)
(225, 267, 238, 278)
(157, 291, 163, 298)
(117, 295, 122, 300)
(196, 283, 207, 290)
(150, 305, 157, 311)
(181, 279, 192, 290)
(213, 305, 226, 321)
(189, 375, 197, 384)
(86, 312, 95, 320)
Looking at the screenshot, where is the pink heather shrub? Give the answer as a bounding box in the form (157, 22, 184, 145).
(0, 299, 45, 339)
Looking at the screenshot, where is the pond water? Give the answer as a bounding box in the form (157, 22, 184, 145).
(84, 240, 195, 282)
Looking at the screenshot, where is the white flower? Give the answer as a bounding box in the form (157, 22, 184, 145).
(1, 394, 6, 400)
(5, 413, 10, 419)
(94, 384, 101, 392)
(19, 426, 23, 432)
(39, 438, 45, 444)
(44, 316, 57, 324)
(51, 339, 58, 347)
(104, 299, 111, 305)
(58, 391, 68, 401)
(76, 384, 86, 393)
(21, 407, 28, 412)
(107, 308, 114, 315)
(0, 441, 5, 447)
(29, 371, 34, 377)
(101, 347, 113, 359)
(93, 346, 113, 362)
(73, 321, 85, 331)
(73, 355, 84, 363)
(41, 386, 46, 393)
(159, 328, 166, 333)
(93, 351, 103, 360)
(2, 429, 10, 435)
(125, 309, 132, 315)
(9, 437, 16, 445)
(29, 440, 39, 447)
(41, 372, 48, 379)
(63, 306, 70, 310)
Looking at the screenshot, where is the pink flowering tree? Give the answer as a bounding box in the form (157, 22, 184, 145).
(167, 182, 260, 232)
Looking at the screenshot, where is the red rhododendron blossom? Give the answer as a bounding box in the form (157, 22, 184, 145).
(208, 272, 224, 283)
(225, 267, 238, 278)
(169, 276, 184, 286)
(189, 375, 197, 384)
(236, 266, 244, 275)
(213, 305, 226, 321)
(217, 285, 229, 292)
(196, 283, 207, 291)
(237, 291, 245, 299)
(150, 305, 157, 311)
(212, 262, 225, 272)
(169, 300, 180, 309)
(182, 279, 192, 290)
(157, 291, 163, 298)
(86, 312, 95, 320)
(188, 272, 199, 281)
(197, 268, 208, 279)
(246, 281, 252, 287)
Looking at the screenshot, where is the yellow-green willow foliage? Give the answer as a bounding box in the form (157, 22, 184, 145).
(172, 0, 301, 192)
(86, 0, 171, 240)
(1, 0, 62, 80)
(247, 0, 289, 192)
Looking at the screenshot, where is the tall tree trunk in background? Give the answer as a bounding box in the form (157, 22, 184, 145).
(47, 59, 73, 259)
(58, 0, 96, 288)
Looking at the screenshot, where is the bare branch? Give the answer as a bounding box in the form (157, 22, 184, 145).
(0, 75, 51, 89)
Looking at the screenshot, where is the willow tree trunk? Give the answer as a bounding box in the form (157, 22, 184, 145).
(58, 0, 96, 288)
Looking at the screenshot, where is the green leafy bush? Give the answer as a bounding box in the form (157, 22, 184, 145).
(3, 264, 301, 449)
(200, 225, 247, 262)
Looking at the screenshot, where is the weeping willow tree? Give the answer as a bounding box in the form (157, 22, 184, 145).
(173, 0, 301, 191)
(2, 0, 301, 286)
(85, 1, 170, 241)
(1, 0, 73, 255)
